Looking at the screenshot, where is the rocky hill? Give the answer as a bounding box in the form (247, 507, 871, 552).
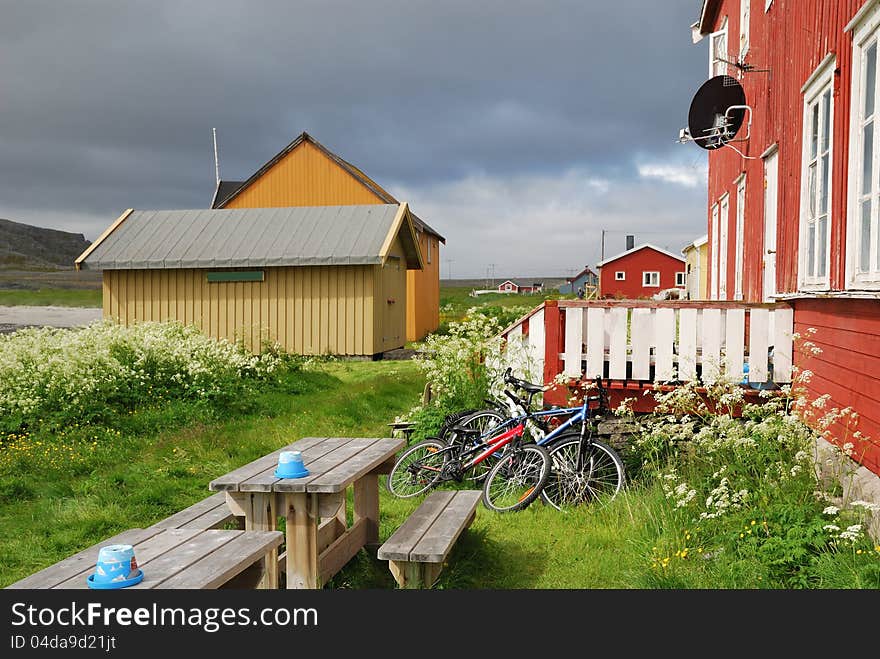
(0, 218, 91, 270)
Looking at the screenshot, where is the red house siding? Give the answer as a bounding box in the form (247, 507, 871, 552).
(793, 298, 880, 474)
(699, 1, 879, 477)
(599, 248, 685, 298)
(703, 0, 859, 299)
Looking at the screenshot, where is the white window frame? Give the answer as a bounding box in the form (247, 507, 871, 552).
(719, 193, 730, 299)
(847, 6, 880, 290)
(734, 174, 746, 300)
(427, 237, 432, 264)
(710, 202, 720, 299)
(642, 271, 660, 287)
(800, 55, 835, 290)
(675, 272, 686, 287)
(708, 17, 729, 78)
(615, 271, 625, 281)
(740, 0, 750, 59)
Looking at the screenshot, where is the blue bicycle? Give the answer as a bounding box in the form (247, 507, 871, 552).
(447, 368, 625, 511)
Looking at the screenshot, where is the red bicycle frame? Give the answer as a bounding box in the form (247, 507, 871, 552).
(465, 422, 524, 468)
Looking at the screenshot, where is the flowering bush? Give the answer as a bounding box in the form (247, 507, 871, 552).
(399, 307, 539, 441)
(0, 320, 288, 433)
(621, 332, 880, 587)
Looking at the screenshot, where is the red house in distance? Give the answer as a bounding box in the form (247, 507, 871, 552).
(596, 244, 687, 298)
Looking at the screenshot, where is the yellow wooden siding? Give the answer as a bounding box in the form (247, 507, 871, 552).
(683, 243, 710, 300)
(224, 141, 383, 209)
(406, 232, 440, 341)
(223, 138, 439, 342)
(102, 265, 385, 355)
(372, 236, 407, 352)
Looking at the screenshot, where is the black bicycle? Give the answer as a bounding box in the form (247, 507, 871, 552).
(386, 409, 553, 513)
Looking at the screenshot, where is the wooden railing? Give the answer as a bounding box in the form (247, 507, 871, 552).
(499, 299, 795, 404)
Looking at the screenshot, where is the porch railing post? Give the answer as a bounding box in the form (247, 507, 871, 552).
(542, 300, 566, 406)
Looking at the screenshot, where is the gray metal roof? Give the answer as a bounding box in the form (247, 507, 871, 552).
(78, 205, 411, 270)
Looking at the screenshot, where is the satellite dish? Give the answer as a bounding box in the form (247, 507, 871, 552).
(687, 75, 747, 150)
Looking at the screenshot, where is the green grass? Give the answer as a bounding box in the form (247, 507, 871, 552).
(439, 285, 571, 331)
(0, 360, 425, 587)
(2, 356, 877, 589)
(0, 288, 102, 307)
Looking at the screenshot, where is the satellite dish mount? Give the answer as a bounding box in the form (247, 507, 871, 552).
(680, 75, 752, 150)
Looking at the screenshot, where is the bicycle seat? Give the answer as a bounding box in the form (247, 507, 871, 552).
(519, 381, 544, 394)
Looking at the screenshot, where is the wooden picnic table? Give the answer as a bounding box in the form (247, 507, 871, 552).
(209, 436, 404, 589)
(6, 527, 283, 589)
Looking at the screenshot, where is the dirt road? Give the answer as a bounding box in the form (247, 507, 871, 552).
(0, 305, 102, 333)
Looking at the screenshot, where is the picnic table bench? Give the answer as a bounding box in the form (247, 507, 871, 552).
(210, 436, 404, 589)
(147, 491, 243, 531)
(377, 489, 481, 588)
(6, 527, 283, 589)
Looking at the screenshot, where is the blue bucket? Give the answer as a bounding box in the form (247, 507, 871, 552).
(87, 544, 144, 589)
(274, 450, 310, 479)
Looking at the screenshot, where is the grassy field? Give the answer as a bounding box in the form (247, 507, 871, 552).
(0, 288, 103, 307)
(439, 285, 570, 329)
(0, 360, 426, 588)
(4, 355, 875, 589)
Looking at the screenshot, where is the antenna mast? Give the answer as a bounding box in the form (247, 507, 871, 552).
(212, 127, 221, 186)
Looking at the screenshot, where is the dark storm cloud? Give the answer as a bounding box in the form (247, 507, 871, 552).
(0, 0, 710, 274)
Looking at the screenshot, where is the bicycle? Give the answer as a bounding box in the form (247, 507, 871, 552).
(445, 368, 625, 511)
(386, 413, 553, 513)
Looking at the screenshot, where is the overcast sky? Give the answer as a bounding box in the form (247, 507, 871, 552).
(0, 0, 710, 279)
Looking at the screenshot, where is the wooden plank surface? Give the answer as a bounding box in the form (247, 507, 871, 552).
(302, 438, 404, 493)
(55, 528, 205, 589)
(238, 437, 355, 492)
(679, 308, 698, 381)
(272, 438, 378, 492)
(132, 529, 238, 589)
(410, 491, 481, 562)
(209, 436, 328, 491)
(179, 504, 237, 530)
(772, 306, 793, 382)
(654, 308, 675, 381)
(749, 308, 770, 382)
(725, 308, 745, 381)
(607, 307, 628, 380)
(630, 308, 652, 380)
(563, 307, 584, 377)
(701, 308, 722, 384)
(147, 492, 228, 529)
(6, 528, 164, 589)
(158, 531, 283, 589)
(377, 490, 454, 561)
(585, 307, 605, 378)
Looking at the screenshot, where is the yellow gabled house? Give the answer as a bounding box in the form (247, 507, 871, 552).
(212, 132, 444, 342)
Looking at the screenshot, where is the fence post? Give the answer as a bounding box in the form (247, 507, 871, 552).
(542, 300, 566, 406)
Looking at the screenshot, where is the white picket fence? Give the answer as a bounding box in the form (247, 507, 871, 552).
(500, 301, 795, 385)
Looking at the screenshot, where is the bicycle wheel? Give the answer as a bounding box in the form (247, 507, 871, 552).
(437, 408, 481, 443)
(386, 439, 449, 498)
(444, 408, 509, 482)
(481, 444, 551, 513)
(540, 437, 625, 511)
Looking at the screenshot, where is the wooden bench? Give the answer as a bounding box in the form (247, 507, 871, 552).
(377, 489, 481, 589)
(388, 421, 417, 441)
(147, 491, 243, 531)
(6, 527, 283, 590)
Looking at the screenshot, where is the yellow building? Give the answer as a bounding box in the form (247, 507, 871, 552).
(682, 234, 708, 300)
(213, 132, 444, 342)
(75, 204, 422, 356)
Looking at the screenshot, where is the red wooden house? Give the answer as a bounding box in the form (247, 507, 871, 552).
(596, 244, 687, 298)
(691, 0, 880, 476)
(497, 280, 543, 294)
